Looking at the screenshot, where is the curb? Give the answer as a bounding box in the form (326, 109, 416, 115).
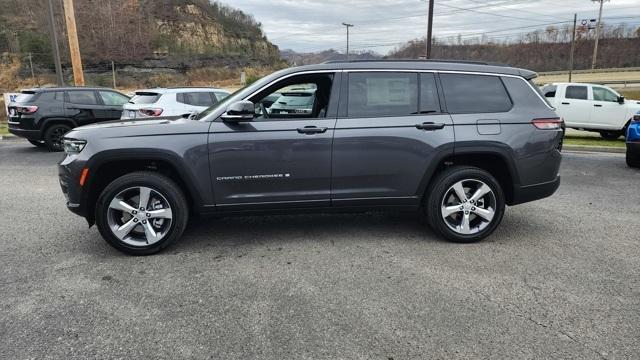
(563, 145, 625, 154)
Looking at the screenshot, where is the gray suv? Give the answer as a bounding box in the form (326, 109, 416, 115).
(58, 60, 563, 255)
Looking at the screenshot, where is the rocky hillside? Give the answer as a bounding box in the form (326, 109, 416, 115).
(0, 0, 280, 68)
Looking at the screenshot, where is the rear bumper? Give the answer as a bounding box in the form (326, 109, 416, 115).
(8, 124, 41, 140)
(511, 176, 561, 205)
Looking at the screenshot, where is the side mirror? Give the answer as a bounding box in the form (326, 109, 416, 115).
(221, 101, 255, 122)
(617, 96, 625, 104)
(181, 112, 196, 119)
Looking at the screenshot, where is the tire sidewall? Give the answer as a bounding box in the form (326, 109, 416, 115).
(95, 173, 188, 255)
(427, 167, 505, 243)
(44, 124, 71, 152)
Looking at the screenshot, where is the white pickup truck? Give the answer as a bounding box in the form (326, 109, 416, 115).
(541, 82, 640, 139)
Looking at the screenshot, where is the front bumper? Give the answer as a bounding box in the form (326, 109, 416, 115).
(511, 176, 561, 205)
(58, 155, 88, 218)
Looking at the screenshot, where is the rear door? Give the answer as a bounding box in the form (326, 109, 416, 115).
(555, 85, 592, 128)
(590, 86, 628, 130)
(64, 90, 105, 125)
(331, 71, 454, 206)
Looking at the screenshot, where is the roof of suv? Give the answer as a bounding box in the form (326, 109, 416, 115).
(134, 87, 228, 94)
(21, 86, 116, 92)
(286, 60, 537, 79)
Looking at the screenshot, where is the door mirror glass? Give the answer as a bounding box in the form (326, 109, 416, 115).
(221, 101, 255, 122)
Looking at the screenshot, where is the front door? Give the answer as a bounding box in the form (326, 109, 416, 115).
(209, 72, 339, 210)
(590, 86, 628, 129)
(331, 71, 454, 206)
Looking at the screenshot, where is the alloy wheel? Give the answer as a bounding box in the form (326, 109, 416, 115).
(440, 179, 497, 235)
(107, 186, 173, 247)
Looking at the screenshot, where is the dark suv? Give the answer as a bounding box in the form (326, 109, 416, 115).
(8, 87, 130, 151)
(58, 61, 563, 255)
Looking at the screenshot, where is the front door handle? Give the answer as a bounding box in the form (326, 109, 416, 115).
(594, 104, 603, 107)
(415, 122, 445, 131)
(297, 126, 327, 134)
(561, 102, 570, 105)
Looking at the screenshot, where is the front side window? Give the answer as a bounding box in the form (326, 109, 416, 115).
(66, 91, 98, 105)
(99, 91, 129, 106)
(249, 73, 334, 120)
(348, 72, 418, 118)
(440, 74, 512, 114)
(565, 86, 588, 100)
(592, 87, 618, 102)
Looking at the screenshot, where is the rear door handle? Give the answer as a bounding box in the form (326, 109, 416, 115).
(594, 104, 603, 107)
(297, 126, 327, 134)
(561, 102, 570, 105)
(416, 122, 445, 130)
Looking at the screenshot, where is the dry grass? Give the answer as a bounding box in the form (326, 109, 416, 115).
(535, 70, 640, 85)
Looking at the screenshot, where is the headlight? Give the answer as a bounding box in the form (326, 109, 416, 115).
(63, 139, 87, 154)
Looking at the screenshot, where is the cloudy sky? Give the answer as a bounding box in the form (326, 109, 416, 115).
(224, 0, 640, 54)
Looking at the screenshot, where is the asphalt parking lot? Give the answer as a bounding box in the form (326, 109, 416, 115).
(1, 140, 639, 359)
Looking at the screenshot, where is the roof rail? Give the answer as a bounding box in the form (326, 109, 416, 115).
(322, 59, 508, 67)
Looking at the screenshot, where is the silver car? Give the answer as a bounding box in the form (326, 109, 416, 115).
(121, 87, 230, 119)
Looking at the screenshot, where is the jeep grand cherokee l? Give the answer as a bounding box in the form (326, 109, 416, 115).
(8, 87, 130, 151)
(58, 60, 563, 255)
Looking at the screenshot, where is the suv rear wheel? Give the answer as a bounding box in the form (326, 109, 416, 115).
(425, 166, 505, 243)
(95, 171, 189, 255)
(44, 124, 72, 151)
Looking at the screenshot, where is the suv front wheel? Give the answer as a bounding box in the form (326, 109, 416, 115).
(425, 166, 505, 243)
(95, 172, 189, 255)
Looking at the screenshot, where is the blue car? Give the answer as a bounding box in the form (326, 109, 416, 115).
(627, 111, 640, 168)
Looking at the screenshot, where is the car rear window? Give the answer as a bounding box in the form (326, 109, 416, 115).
(565, 85, 588, 100)
(177, 92, 216, 107)
(440, 74, 512, 114)
(347, 72, 418, 118)
(275, 93, 315, 107)
(14, 91, 37, 103)
(130, 92, 161, 104)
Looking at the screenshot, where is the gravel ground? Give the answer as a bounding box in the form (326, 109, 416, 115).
(0, 141, 639, 359)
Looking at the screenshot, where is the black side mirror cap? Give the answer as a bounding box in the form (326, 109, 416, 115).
(221, 100, 255, 122)
(618, 96, 625, 104)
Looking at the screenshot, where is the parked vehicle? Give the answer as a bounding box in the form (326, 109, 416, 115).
(121, 87, 230, 120)
(541, 82, 640, 139)
(59, 60, 563, 255)
(626, 111, 640, 168)
(268, 88, 317, 116)
(7, 87, 130, 151)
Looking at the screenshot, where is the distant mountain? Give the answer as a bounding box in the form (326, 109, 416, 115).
(280, 49, 382, 65)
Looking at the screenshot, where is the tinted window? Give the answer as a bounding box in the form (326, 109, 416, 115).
(440, 74, 512, 113)
(99, 91, 129, 106)
(565, 86, 588, 100)
(541, 84, 557, 98)
(593, 87, 618, 102)
(67, 91, 98, 105)
(348, 72, 418, 117)
(36, 91, 62, 102)
(420, 73, 440, 113)
(130, 93, 160, 104)
(181, 92, 216, 107)
(15, 92, 37, 103)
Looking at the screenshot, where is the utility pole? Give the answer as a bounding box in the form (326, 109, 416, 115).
(342, 22, 354, 61)
(62, 0, 85, 86)
(591, 0, 607, 70)
(426, 0, 434, 59)
(28, 53, 35, 81)
(47, 0, 64, 86)
(569, 13, 577, 82)
(111, 61, 117, 88)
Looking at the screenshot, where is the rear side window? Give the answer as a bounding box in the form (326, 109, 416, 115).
(178, 92, 217, 107)
(15, 92, 37, 103)
(541, 85, 557, 98)
(99, 91, 129, 106)
(565, 86, 588, 100)
(66, 90, 98, 105)
(35, 91, 63, 102)
(348, 72, 418, 117)
(130, 93, 161, 104)
(440, 74, 512, 113)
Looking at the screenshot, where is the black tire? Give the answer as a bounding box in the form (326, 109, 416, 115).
(425, 166, 505, 243)
(627, 148, 640, 168)
(95, 171, 189, 255)
(599, 130, 622, 140)
(28, 139, 46, 147)
(44, 124, 72, 151)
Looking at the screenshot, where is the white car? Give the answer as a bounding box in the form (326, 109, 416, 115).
(541, 82, 640, 139)
(121, 87, 230, 120)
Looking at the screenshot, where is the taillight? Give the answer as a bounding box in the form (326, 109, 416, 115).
(139, 108, 163, 117)
(532, 117, 563, 130)
(18, 105, 38, 114)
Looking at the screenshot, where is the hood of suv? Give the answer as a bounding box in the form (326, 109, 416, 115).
(65, 117, 210, 141)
